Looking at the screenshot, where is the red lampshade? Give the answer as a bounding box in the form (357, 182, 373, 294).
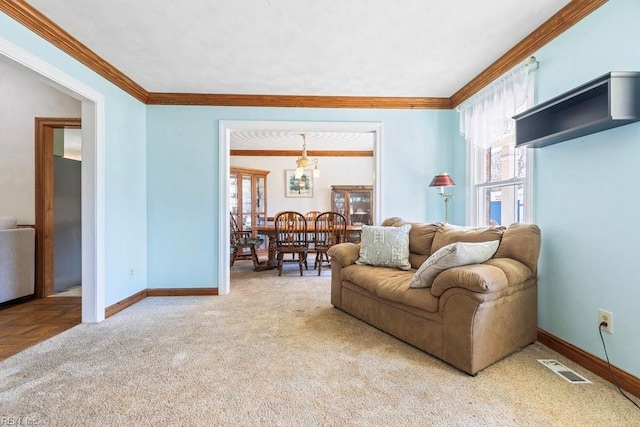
(429, 173, 456, 188)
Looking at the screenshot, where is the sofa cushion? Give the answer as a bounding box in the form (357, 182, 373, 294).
(430, 224, 504, 253)
(379, 219, 440, 269)
(409, 240, 500, 288)
(493, 223, 541, 273)
(408, 222, 440, 261)
(0, 216, 18, 230)
(356, 224, 412, 270)
(341, 264, 410, 296)
(380, 217, 406, 227)
(375, 273, 440, 313)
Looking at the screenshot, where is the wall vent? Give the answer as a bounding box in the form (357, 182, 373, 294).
(538, 359, 591, 384)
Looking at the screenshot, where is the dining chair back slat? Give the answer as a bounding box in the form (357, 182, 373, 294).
(313, 211, 347, 275)
(274, 211, 309, 276)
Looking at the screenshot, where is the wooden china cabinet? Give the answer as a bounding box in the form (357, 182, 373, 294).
(331, 185, 373, 243)
(331, 185, 374, 226)
(230, 167, 269, 257)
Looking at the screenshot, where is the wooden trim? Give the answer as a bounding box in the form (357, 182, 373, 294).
(146, 93, 452, 109)
(0, 1, 148, 103)
(34, 117, 81, 299)
(104, 288, 218, 317)
(2, 1, 607, 109)
(538, 328, 640, 398)
(105, 289, 147, 318)
(231, 150, 374, 157)
(450, 0, 609, 107)
(146, 288, 218, 296)
(229, 166, 271, 175)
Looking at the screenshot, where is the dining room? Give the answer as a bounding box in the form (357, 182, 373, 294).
(228, 125, 376, 278)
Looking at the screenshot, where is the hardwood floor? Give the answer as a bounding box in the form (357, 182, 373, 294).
(0, 296, 81, 361)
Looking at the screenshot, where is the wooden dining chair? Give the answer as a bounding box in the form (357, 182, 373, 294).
(313, 211, 347, 275)
(303, 210, 322, 261)
(304, 211, 322, 221)
(230, 212, 263, 268)
(274, 211, 309, 276)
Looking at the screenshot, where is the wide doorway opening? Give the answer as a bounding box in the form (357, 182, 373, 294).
(220, 120, 382, 295)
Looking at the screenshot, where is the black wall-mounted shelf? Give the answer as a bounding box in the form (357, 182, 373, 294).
(514, 72, 640, 148)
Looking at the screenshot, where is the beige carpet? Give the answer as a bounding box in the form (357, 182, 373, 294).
(1, 260, 638, 426)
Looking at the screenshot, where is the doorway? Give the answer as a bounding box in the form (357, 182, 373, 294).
(34, 118, 82, 298)
(219, 120, 383, 295)
(1, 36, 105, 322)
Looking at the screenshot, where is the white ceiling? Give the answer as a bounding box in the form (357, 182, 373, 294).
(25, 0, 569, 97)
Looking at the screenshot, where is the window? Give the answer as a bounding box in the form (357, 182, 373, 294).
(460, 63, 535, 226)
(470, 132, 529, 226)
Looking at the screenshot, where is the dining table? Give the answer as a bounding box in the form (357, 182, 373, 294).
(252, 223, 363, 271)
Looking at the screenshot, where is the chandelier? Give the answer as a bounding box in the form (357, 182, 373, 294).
(294, 134, 320, 178)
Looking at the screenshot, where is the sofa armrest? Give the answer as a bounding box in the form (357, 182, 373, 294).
(431, 257, 534, 299)
(327, 243, 360, 267)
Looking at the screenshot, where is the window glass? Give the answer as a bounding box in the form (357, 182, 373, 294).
(465, 68, 534, 226)
(474, 132, 526, 226)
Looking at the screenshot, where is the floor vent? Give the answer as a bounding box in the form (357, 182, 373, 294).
(538, 359, 591, 383)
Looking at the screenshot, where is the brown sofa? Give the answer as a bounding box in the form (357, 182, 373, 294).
(327, 218, 541, 375)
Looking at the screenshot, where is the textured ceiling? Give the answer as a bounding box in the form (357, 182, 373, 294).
(25, 0, 569, 97)
(231, 131, 374, 150)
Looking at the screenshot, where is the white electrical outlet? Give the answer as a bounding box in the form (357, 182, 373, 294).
(598, 309, 613, 334)
(129, 268, 134, 278)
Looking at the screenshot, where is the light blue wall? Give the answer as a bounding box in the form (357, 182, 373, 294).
(146, 106, 454, 287)
(450, 122, 467, 226)
(7, 1, 637, 379)
(1, 13, 148, 306)
(452, 0, 640, 380)
(454, 0, 640, 379)
(530, 0, 640, 378)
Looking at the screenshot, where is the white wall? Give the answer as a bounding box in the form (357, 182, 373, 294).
(0, 61, 81, 224)
(230, 155, 374, 215)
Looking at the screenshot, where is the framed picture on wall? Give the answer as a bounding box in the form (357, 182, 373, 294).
(285, 169, 313, 198)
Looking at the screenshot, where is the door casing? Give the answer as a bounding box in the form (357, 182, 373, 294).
(34, 117, 81, 298)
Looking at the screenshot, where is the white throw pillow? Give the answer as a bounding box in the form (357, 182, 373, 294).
(0, 216, 18, 230)
(356, 224, 412, 270)
(409, 240, 500, 288)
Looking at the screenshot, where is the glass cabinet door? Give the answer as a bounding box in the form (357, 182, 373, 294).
(255, 176, 265, 227)
(331, 185, 373, 227)
(230, 167, 270, 258)
(241, 175, 253, 230)
(332, 190, 346, 217)
(254, 176, 267, 250)
(349, 191, 371, 225)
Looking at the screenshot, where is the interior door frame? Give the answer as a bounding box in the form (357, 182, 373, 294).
(218, 120, 383, 296)
(1, 35, 106, 322)
(34, 117, 81, 298)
